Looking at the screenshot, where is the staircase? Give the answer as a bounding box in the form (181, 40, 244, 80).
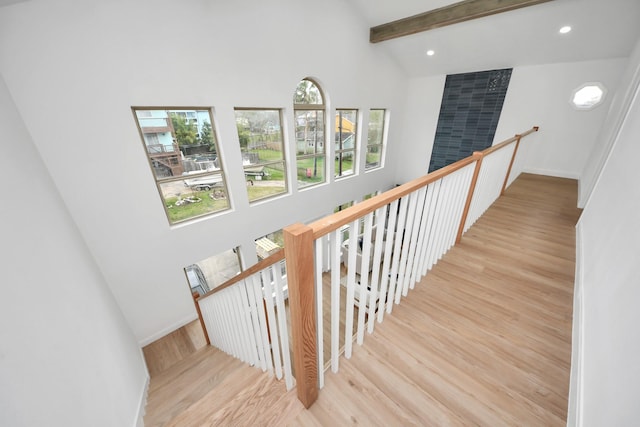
(144, 173, 580, 425)
(144, 346, 304, 426)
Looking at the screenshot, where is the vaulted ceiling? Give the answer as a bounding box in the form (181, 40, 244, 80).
(348, 0, 640, 77)
(2, 0, 639, 79)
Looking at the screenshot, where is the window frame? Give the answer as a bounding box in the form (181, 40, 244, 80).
(294, 78, 327, 189)
(335, 108, 358, 179)
(132, 106, 230, 225)
(234, 107, 289, 204)
(365, 108, 387, 171)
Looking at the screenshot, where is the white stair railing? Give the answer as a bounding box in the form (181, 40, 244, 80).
(195, 251, 294, 390)
(283, 126, 540, 405)
(316, 160, 476, 379)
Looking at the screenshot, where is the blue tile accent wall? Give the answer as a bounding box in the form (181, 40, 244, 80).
(428, 68, 512, 172)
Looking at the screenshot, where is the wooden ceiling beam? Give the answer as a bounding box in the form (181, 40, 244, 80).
(370, 0, 554, 43)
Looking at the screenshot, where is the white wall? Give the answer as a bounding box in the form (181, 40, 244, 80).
(0, 0, 409, 343)
(0, 75, 148, 427)
(494, 59, 627, 184)
(570, 71, 640, 425)
(395, 74, 445, 184)
(398, 60, 627, 187)
(579, 41, 640, 207)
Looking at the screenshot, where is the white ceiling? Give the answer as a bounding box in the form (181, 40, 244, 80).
(0, 0, 28, 6)
(348, 0, 640, 77)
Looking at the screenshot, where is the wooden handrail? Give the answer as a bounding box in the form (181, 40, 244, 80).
(193, 126, 539, 411)
(308, 155, 478, 239)
(197, 126, 539, 303)
(480, 126, 537, 156)
(308, 126, 538, 240)
(195, 249, 285, 301)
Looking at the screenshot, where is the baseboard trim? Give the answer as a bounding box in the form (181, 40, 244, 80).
(139, 313, 198, 347)
(522, 167, 580, 180)
(135, 373, 150, 427)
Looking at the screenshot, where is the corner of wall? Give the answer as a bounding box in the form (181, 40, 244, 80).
(135, 358, 150, 427)
(577, 178, 585, 209)
(139, 312, 198, 346)
(566, 221, 585, 427)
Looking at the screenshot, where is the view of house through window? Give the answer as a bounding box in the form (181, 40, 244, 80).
(366, 109, 386, 170)
(335, 109, 358, 178)
(133, 108, 230, 224)
(184, 248, 242, 296)
(294, 79, 326, 188)
(235, 109, 288, 202)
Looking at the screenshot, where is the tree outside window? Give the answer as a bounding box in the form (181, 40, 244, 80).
(234, 108, 288, 203)
(294, 79, 326, 188)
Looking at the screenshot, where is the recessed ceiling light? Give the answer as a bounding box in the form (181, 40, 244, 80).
(426, 50, 435, 56)
(559, 26, 572, 34)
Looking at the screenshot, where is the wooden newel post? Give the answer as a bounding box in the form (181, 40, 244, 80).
(456, 152, 484, 244)
(283, 222, 318, 408)
(192, 292, 210, 346)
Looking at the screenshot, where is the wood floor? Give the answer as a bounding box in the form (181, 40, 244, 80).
(142, 319, 207, 377)
(144, 173, 581, 426)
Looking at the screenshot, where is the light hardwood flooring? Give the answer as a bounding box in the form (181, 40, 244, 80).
(142, 319, 207, 377)
(290, 173, 581, 425)
(144, 173, 581, 426)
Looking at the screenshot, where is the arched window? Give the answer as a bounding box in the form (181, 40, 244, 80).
(293, 78, 326, 188)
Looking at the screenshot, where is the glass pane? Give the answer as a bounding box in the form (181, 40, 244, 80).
(235, 109, 284, 165)
(334, 201, 353, 213)
(134, 108, 229, 224)
(159, 173, 229, 223)
(297, 156, 325, 188)
(335, 152, 355, 177)
(295, 110, 325, 156)
(246, 161, 287, 202)
(365, 145, 382, 170)
(293, 79, 323, 104)
(367, 109, 385, 147)
(235, 109, 287, 202)
(185, 248, 242, 295)
(335, 109, 357, 178)
(255, 229, 284, 260)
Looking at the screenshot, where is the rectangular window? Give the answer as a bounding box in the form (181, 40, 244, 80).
(235, 109, 288, 203)
(133, 108, 230, 224)
(255, 229, 284, 261)
(335, 109, 358, 178)
(184, 247, 242, 295)
(295, 109, 325, 188)
(366, 109, 387, 170)
(334, 201, 354, 243)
